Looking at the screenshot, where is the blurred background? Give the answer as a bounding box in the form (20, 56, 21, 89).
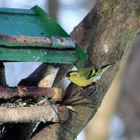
(0, 0, 139, 140)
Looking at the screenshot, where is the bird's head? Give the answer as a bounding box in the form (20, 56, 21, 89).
(66, 71, 80, 79)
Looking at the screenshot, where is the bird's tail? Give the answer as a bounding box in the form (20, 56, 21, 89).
(100, 63, 113, 72)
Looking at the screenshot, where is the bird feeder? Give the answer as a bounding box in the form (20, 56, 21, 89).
(0, 6, 87, 68)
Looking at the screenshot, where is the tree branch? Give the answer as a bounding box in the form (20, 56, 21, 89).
(0, 105, 68, 123)
(0, 86, 62, 101)
(32, 0, 140, 139)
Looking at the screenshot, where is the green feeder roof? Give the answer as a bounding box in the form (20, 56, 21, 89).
(0, 6, 87, 68)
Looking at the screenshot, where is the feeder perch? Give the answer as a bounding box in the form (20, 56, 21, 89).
(0, 6, 87, 68)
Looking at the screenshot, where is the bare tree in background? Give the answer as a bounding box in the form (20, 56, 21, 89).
(0, 0, 139, 140)
(117, 35, 140, 140)
(78, 0, 96, 10)
(48, 0, 59, 20)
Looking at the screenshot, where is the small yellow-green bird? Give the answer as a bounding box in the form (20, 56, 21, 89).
(66, 64, 112, 87)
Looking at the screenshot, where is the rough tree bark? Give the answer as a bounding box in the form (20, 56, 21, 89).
(31, 0, 140, 139)
(1, 0, 140, 139)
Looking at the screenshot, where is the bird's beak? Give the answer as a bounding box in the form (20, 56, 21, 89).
(66, 72, 71, 77)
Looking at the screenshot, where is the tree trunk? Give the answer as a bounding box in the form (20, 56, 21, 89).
(31, 0, 140, 139)
(48, 0, 59, 20)
(1, 0, 140, 139)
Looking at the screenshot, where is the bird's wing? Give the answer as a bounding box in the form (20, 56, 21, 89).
(79, 67, 95, 79)
(87, 68, 96, 79)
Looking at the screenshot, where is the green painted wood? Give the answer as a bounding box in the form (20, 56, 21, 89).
(0, 7, 36, 15)
(0, 6, 87, 67)
(32, 6, 69, 37)
(0, 6, 70, 48)
(75, 46, 88, 68)
(0, 47, 78, 64)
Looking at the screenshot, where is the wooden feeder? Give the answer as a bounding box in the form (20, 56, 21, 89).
(0, 6, 87, 68)
(0, 6, 88, 123)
